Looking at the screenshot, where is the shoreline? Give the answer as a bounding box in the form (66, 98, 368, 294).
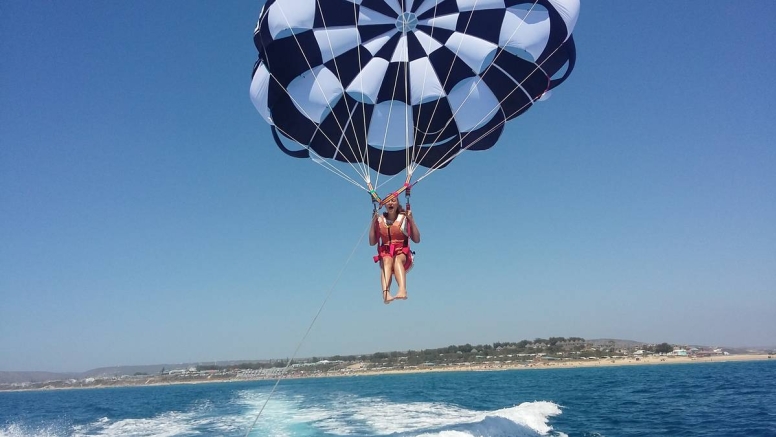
(344, 353, 773, 377)
(2, 354, 771, 393)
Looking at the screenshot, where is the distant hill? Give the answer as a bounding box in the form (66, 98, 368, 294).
(0, 360, 273, 384)
(0, 371, 81, 384)
(81, 365, 167, 378)
(3, 340, 772, 384)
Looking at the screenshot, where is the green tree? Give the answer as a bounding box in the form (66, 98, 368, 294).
(655, 343, 673, 354)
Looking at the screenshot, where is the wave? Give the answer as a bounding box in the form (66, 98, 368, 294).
(1, 423, 62, 437)
(1, 388, 565, 436)
(236, 389, 565, 436)
(0, 398, 241, 437)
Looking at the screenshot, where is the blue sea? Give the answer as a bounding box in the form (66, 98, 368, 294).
(2, 360, 775, 437)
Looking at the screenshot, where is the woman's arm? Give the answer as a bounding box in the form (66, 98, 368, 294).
(369, 214, 379, 246)
(406, 211, 421, 243)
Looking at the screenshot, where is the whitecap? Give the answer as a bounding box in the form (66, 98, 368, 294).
(235, 387, 565, 437)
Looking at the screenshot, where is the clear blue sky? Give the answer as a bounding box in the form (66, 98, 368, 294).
(1, 1, 774, 373)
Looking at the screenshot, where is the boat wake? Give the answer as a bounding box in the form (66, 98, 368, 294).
(0, 388, 565, 436)
(236, 390, 566, 437)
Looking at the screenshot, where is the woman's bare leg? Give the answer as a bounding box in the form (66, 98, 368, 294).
(380, 258, 394, 304)
(393, 254, 408, 300)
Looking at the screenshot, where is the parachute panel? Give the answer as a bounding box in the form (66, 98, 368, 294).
(252, 0, 580, 177)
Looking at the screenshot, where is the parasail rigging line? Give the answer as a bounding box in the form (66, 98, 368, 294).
(243, 217, 373, 437)
(352, 2, 373, 184)
(415, 36, 572, 185)
(408, 0, 440, 170)
(263, 73, 369, 191)
(402, 0, 413, 183)
(361, 23, 419, 205)
(259, 4, 372, 183)
(257, 76, 371, 188)
(411, 0, 493, 164)
(313, 2, 372, 178)
(410, 0, 543, 175)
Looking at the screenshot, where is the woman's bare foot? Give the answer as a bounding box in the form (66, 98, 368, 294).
(395, 289, 408, 300)
(383, 289, 394, 304)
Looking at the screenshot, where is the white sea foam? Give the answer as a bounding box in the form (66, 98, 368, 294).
(77, 412, 192, 437)
(0, 423, 62, 437)
(56, 394, 252, 437)
(2, 387, 564, 437)
(489, 401, 563, 434)
(3, 390, 279, 437)
(310, 395, 481, 434)
(236, 387, 564, 437)
(234, 389, 320, 436)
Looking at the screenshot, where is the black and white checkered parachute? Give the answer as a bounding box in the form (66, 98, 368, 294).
(250, 0, 579, 189)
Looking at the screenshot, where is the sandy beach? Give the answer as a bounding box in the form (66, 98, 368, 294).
(350, 353, 773, 377)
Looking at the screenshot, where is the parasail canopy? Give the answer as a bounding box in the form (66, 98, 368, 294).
(250, 0, 579, 195)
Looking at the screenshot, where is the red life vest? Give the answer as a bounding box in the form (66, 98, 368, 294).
(373, 213, 413, 271)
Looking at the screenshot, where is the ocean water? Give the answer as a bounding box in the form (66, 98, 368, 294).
(1, 360, 774, 437)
